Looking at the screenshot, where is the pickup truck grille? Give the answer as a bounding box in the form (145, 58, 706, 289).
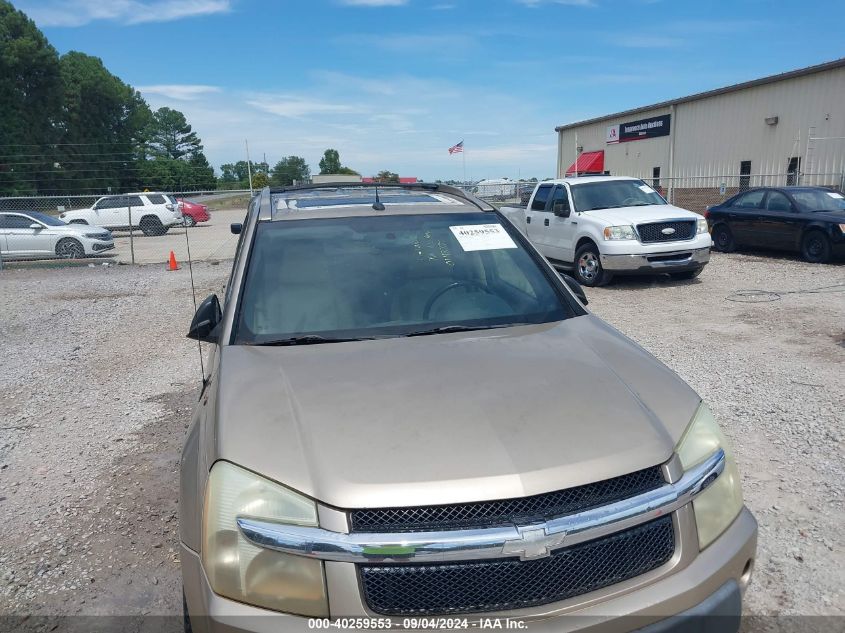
(359, 515, 675, 616)
(349, 466, 664, 533)
(637, 221, 696, 243)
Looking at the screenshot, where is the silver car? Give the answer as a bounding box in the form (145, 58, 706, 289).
(0, 211, 114, 260)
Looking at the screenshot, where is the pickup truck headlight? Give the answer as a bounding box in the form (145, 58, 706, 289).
(676, 403, 743, 550)
(696, 218, 708, 234)
(202, 461, 328, 617)
(603, 225, 636, 240)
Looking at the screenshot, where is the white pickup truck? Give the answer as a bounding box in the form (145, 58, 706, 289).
(500, 176, 712, 286)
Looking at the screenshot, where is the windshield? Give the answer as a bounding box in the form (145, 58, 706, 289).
(570, 180, 665, 212)
(234, 213, 572, 344)
(27, 211, 67, 226)
(790, 190, 845, 212)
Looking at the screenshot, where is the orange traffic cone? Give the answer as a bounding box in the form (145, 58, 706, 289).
(168, 251, 180, 271)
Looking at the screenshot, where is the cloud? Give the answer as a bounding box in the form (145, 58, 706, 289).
(432, 3, 457, 8)
(137, 84, 222, 100)
(245, 95, 365, 119)
(18, 0, 231, 27)
(337, 0, 407, 6)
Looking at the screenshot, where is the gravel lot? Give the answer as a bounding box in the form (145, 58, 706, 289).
(0, 252, 842, 627)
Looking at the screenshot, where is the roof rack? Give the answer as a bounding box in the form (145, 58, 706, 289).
(261, 181, 495, 219)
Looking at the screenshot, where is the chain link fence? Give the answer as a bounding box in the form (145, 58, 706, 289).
(2, 174, 843, 269)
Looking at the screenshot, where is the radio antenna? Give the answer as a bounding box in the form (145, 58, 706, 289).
(372, 182, 385, 211)
(183, 206, 206, 383)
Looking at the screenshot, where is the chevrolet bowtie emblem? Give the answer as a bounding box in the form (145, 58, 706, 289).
(501, 525, 567, 561)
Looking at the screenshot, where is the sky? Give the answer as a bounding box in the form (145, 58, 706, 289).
(14, 0, 845, 182)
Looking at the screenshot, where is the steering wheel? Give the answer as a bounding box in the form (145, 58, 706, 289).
(423, 280, 494, 320)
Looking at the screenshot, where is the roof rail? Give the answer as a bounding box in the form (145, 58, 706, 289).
(265, 181, 496, 214)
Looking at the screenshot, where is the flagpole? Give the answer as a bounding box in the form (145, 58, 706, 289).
(462, 140, 466, 187)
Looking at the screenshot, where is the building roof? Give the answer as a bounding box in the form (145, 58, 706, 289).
(555, 57, 845, 132)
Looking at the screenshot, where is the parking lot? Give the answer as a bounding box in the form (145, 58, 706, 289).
(0, 252, 842, 627)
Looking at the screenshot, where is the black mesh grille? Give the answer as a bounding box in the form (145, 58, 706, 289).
(349, 466, 664, 533)
(359, 516, 675, 616)
(637, 221, 696, 243)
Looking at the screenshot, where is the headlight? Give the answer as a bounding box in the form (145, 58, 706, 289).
(603, 225, 636, 240)
(676, 403, 743, 550)
(696, 218, 708, 234)
(202, 461, 328, 616)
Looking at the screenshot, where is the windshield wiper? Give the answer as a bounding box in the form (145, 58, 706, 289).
(252, 335, 374, 346)
(403, 323, 514, 338)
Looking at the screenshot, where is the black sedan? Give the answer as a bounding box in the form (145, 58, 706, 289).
(706, 186, 845, 263)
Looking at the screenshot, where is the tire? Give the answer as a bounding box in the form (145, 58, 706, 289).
(711, 224, 735, 252)
(573, 242, 612, 287)
(139, 216, 166, 236)
(69, 219, 88, 225)
(55, 238, 85, 259)
(670, 267, 704, 280)
(800, 230, 831, 264)
(183, 589, 193, 633)
(183, 215, 197, 228)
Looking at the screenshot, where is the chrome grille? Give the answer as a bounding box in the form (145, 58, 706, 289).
(637, 221, 696, 243)
(359, 515, 675, 616)
(349, 466, 664, 533)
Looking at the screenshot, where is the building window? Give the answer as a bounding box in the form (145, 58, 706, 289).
(652, 167, 661, 189)
(739, 161, 751, 191)
(786, 157, 800, 186)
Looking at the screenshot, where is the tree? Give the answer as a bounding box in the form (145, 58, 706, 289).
(318, 148, 359, 175)
(319, 149, 341, 174)
(56, 51, 152, 194)
(251, 172, 269, 188)
(271, 156, 310, 186)
(219, 160, 269, 188)
(375, 170, 399, 183)
(0, 0, 62, 195)
(146, 107, 202, 160)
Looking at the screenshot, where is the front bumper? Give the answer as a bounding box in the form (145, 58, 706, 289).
(601, 247, 710, 274)
(82, 239, 115, 255)
(181, 507, 757, 633)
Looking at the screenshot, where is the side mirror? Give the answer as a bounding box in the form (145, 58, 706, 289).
(230, 223, 242, 235)
(553, 201, 570, 218)
(560, 274, 588, 306)
(188, 294, 222, 343)
(30, 223, 43, 230)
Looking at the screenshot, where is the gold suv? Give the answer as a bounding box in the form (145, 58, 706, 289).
(180, 184, 756, 633)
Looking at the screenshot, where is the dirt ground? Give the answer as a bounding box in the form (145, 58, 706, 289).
(0, 251, 842, 630)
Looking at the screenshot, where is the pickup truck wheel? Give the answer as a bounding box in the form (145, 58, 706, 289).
(574, 243, 612, 287)
(55, 238, 85, 259)
(711, 224, 735, 252)
(800, 231, 831, 263)
(139, 216, 166, 236)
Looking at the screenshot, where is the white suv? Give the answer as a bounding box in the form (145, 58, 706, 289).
(60, 192, 183, 236)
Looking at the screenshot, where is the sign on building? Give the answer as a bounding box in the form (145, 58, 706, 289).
(607, 114, 672, 144)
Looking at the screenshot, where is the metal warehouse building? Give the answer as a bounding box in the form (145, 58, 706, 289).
(555, 58, 845, 212)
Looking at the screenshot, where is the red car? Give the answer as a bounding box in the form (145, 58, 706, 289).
(177, 198, 210, 227)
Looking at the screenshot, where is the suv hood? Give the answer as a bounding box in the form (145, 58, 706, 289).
(583, 204, 699, 225)
(211, 316, 700, 509)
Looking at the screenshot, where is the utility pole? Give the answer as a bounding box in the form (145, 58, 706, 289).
(245, 139, 254, 195)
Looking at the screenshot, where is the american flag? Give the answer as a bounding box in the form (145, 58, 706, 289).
(448, 140, 464, 155)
